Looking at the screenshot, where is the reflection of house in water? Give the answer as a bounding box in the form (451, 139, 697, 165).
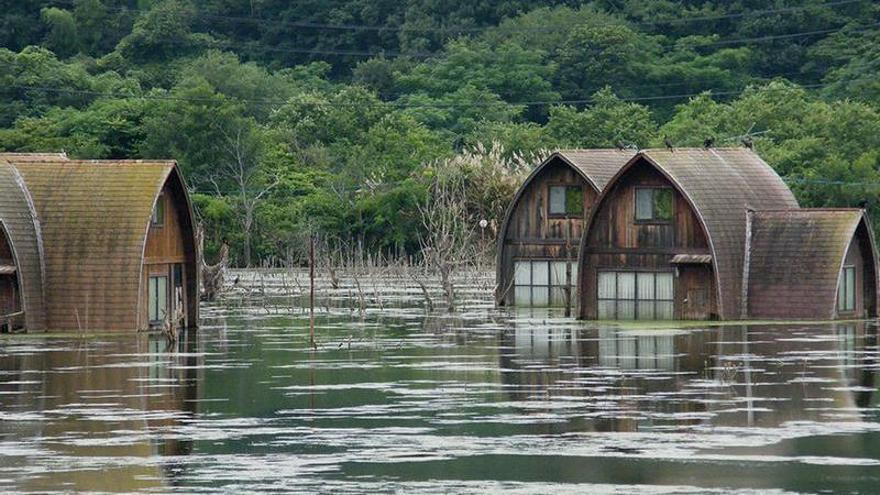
(711, 322, 878, 427)
(498, 318, 878, 433)
(0, 332, 201, 491)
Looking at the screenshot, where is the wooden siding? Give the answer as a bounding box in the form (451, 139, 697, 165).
(140, 178, 198, 330)
(579, 161, 715, 319)
(745, 209, 879, 320)
(496, 151, 634, 305)
(497, 161, 595, 304)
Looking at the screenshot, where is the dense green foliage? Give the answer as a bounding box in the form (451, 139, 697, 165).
(1, 0, 878, 265)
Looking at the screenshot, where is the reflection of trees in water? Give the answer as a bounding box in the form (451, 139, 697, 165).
(497, 319, 880, 432)
(0, 331, 201, 492)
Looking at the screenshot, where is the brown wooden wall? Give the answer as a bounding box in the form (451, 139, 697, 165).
(139, 177, 198, 330)
(497, 160, 597, 304)
(838, 223, 877, 319)
(579, 162, 716, 320)
(0, 228, 19, 317)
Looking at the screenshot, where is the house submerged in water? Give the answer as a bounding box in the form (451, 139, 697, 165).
(0, 153, 199, 333)
(575, 148, 879, 321)
(495, 150, 636, 307)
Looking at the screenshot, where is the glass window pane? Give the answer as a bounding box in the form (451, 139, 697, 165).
(838, 269, 846, 309)
(635, 188, 653, 220)
(549, 186, 566, 214)
(565, 187, 583, 215)
(532, 261, 550, 286)
(157, 276, 167, 321)
(656, 301, 674, 320)
(148, 277, 157, 321)
(617, 272, 635, 300)
(617, 300, 636, 319)
(598, 301, 616, 319)
(637, 272, 654, 300)
(532, 287, 550, 306)
(656, 273, 674, 300)
(551, 287, 568, 306)
(637, 300, 655, 320)
(654, 188, 673, 220)
(550, 262, 566, 287)
(598, 272, 616, 299)
(846, 267, 856, 311)
(514, 262, 531, 285)
(515, 286, 532, 305)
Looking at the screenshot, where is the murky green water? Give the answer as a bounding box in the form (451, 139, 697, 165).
(1, 271, 879, 494)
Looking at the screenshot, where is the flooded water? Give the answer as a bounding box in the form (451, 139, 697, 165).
(1, 270, 879, 494)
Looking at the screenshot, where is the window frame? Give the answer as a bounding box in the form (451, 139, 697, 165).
(513, 258, 578, 307)
(838, 264, 857, 313)
(634, 186, 674, 224)
(547, 183, 584, 218)
(148, 274, 169, 324)
(597, 270, 675, 320)
(151, 193, 165, 228)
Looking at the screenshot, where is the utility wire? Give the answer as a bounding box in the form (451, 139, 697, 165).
(0, 81, 838, 108)
(51, 0, 871, 33)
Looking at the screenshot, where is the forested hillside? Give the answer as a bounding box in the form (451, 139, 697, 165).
(1, 0, 879, 265)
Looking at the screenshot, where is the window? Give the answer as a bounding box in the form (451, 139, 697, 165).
(151, 194, 165, 227)
(149, 275, 168, 324)
(549, 186, 583, 216)
(598, 271, 674, 320)
(514, 260, 578, 307)
(838, 265, 856, 312)
(635, 188, 673, 222)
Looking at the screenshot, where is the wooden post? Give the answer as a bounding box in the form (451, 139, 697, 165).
(309, 234, 316, 349)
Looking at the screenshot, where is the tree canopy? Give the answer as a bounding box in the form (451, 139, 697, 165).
(1, 0, 879, 265)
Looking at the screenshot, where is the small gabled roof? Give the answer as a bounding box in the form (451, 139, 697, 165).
(554, 149, 638, 192)
(9, 159, 184, 331)
(746, 209, 878, 320)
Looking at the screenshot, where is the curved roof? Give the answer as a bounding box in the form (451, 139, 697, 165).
(746, 209, 877, 320)
(580, 148, 798, 319)
(0, 161, 47, 330)
(554, 149, 638, 192)
(9, 160, 182, 331)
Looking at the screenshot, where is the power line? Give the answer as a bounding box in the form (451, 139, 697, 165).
(51, 0, 870, 34)
(1, 80, 838, 108)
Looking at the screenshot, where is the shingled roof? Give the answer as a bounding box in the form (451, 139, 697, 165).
(9, 160, 184, 331)
(745, 209, 877, 320)
(0, 161, 47, 330)
(553, 149, 638, 192)
(583, 148, 799, 319)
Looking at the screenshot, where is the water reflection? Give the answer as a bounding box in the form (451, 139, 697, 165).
(0, 283, 879, 493)
(0, 331, 200, 492)
(501, 318, 879, 430)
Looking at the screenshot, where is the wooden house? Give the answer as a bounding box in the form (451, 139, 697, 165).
(0, 154, 199, 332)
(496, 150, 636, 307)
(577, 148, 880, 321)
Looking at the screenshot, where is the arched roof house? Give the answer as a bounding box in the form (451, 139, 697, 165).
(0, 155, 199, 332)
(745, 209, 878, 320)
(496, 150, 636, 307)
(577, 148, 802, 320)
